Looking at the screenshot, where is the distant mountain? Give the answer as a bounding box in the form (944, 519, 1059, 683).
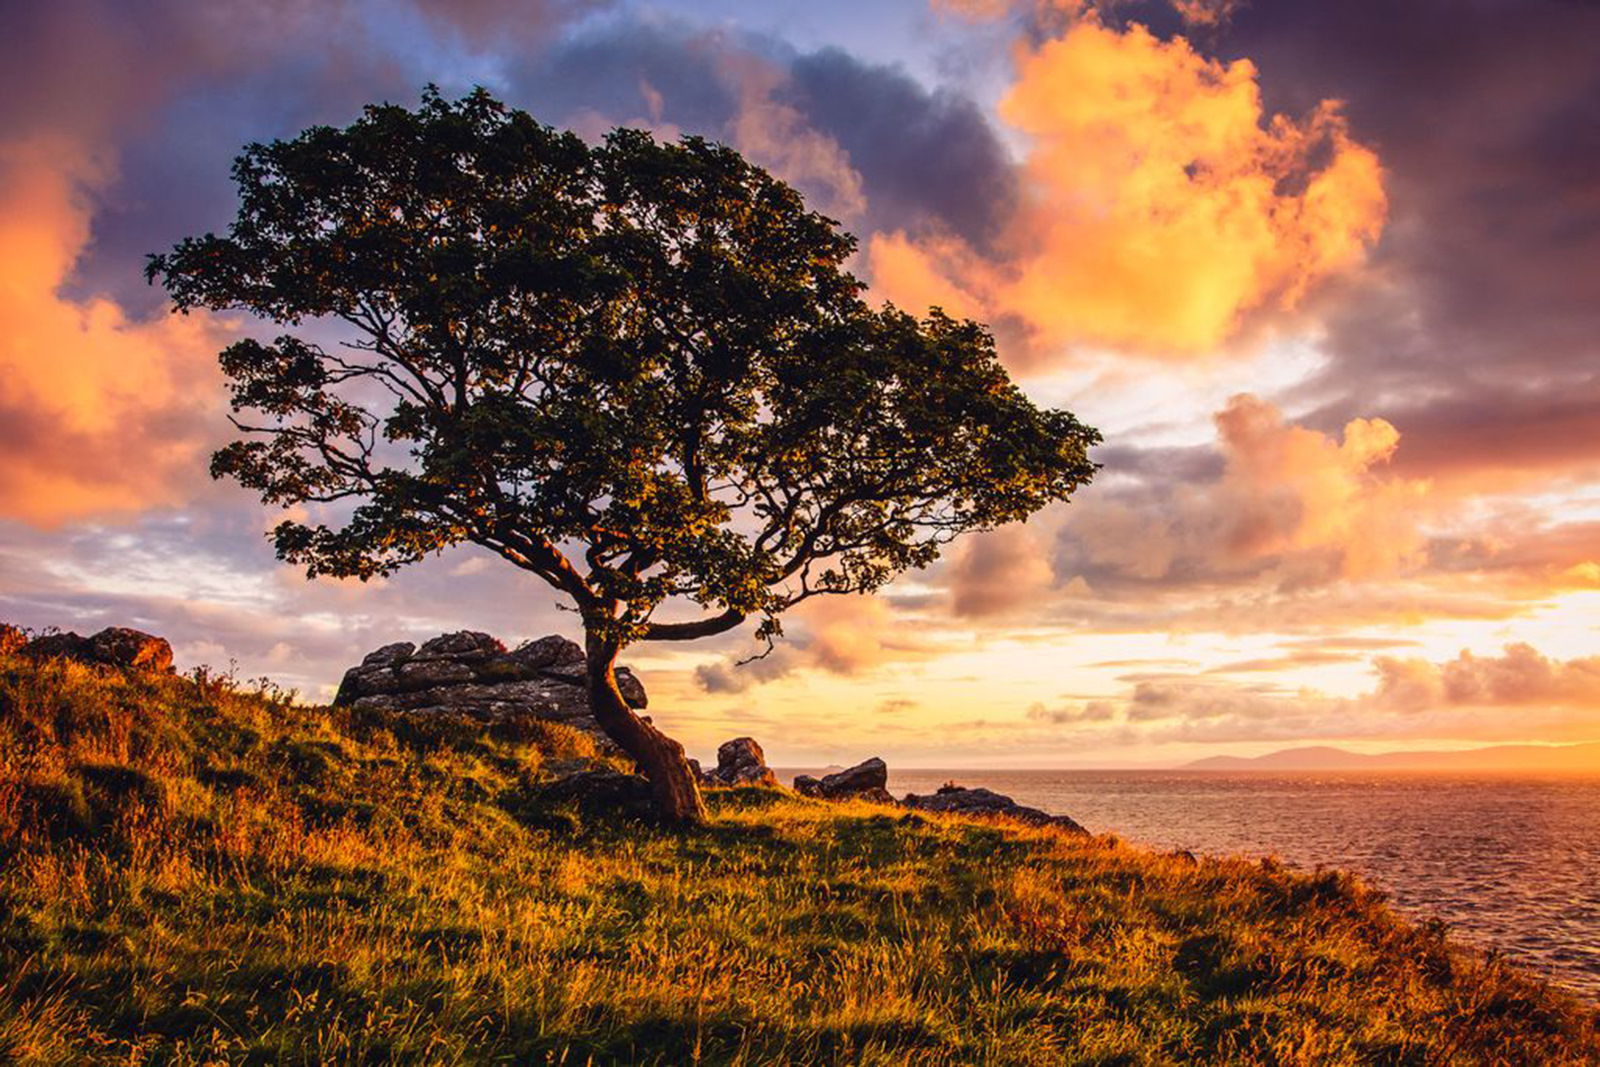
(1184, 741, 1600, 773)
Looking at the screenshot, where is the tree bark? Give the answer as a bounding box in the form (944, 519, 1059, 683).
(583, 629, 707, 825)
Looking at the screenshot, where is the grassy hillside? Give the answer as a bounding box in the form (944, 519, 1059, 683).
(2, 652, 1597, 1065)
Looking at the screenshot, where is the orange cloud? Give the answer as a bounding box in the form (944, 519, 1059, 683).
(947, 523, 1056, 617)
(932, 1, 1236, 28)
(1211, 396, 1428, 579)
(694, 595, 940, 692)
(0, 140, 225, 525)
(1374, 644, 1600, 713)
(1063, 395, 1431, 589)
(933, 0, 1018, 16)
(1168, 0, 1241, 27)
(871, 16, 1385, 360)
(1034, 642, 1600, 748)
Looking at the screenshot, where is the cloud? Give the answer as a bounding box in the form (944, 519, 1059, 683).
(931, 0, 1238, 25)
(1028, 698, 1116, 724)
(779, 48, 1017, 250)
(1059, 394, 1431, 592)
(0, 0, 466, 526)
(1168, 0, 1240, 28)
(1017, 676, 1349, 746)
(693, 596, 940, 693)
(1373, 644, 1600, 714)
(1423, 516, 1600, 602)
(1032, 641, 1600, 748)
(1202, 1, 1600, 491)
(1210, 395, 1426, 578)
(718, 50, 867, 221)
(947, 524, 1054, 617)
(4, 0, 1596, 762)
(931, 0, 1019, 17)
(869, 14, 1385, 361)
(507, 23, 1015, 249)
(1351, 381, 1600, 492)
(410, 0, 611, 48)
(1205, 650, 1360, 673)
(694, 645, 805, 694)
(0, 142, 227, 524)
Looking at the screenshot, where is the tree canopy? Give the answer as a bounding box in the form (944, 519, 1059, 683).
(149, 88, 1100, 821)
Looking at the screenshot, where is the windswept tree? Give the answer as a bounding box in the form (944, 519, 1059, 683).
(150, 90, 1099, 824)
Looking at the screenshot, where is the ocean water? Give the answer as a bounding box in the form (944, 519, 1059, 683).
(789, 768, 1600, 1000)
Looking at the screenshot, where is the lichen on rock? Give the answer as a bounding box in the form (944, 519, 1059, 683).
(333, 631, 646, 740)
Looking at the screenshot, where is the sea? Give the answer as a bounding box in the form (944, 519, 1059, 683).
(786, 768, 1600, 1001)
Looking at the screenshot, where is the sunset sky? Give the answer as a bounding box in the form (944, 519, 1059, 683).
(4, 0, 1599, 768)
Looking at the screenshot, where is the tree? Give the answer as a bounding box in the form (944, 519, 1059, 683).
(149, 89, 1100, 824)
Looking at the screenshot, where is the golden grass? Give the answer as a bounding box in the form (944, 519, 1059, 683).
(2, 652, 1597, 1065)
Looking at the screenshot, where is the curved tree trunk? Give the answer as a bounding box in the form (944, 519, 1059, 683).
(583, 630, 707, 825)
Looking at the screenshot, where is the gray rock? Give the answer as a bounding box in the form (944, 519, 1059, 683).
(793, 774, 823, 798)
(613, 667, 648, 709)
(332, 663, 397, 706)
(397, 658, 479, 690)
(361, 641, 415, 667)
(333, 631, 649, 741)
(415, 631, 505, 662)
(509, 635, 585, 671)
(819, 758, 888, 798)
(902, 784, 1088, 834)
(704, 737, 778, 787)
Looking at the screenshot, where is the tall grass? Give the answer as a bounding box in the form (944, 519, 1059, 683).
(2, 651, 1596, 1064)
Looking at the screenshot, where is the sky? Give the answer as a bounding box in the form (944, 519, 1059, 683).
(3, 0, 1600, 768)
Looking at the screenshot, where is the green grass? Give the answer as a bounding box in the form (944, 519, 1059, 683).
(2, 652, 1597, 1065)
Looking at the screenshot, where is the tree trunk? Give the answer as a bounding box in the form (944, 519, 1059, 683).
(583, 630, 707, 825)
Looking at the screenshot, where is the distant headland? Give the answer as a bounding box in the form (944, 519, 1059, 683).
(1184, 742, 1600, 773)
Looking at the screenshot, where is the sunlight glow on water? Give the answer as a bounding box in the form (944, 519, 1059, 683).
(866, 769, 1600, 1000)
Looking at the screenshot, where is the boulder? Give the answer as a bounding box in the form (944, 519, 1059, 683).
(612, 667, 648, 709)
(24, 627, 174, 674)
(508, 635, 585, 672)
(902, 784, 1088, 834)
(539, 768, 651, 805)
(818, 757, 887, 798)
(538, 768, 654, 818)
(701, 737, 778, 787)
(362, 641, 415, 668)
(794, 759, 895, 803)
(333, 631, 647, 741)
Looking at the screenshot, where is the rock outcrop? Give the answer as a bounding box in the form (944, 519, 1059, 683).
(23, 627, 174, 674)
(902, 784, 1088, 834)
(697, 737, 778, 787)
(795, 758, 1087, 829)
(794, 758, 894, 804)
(333, 631, 645, 739)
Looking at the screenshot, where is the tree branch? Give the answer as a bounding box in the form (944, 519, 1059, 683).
(642, 609, 745, 642)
